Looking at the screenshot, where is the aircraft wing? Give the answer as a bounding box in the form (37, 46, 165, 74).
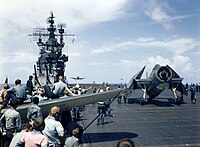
(168, 64, 188, 95)
(0, 89, 121, 120)
(127, 66, 146, 89)
(134, 78, 152, 89)
(70, 77, 77, 80)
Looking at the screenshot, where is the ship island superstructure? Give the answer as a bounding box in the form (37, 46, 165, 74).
(29, 12, 75, 86)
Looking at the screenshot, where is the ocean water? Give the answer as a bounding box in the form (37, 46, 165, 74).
(0, 84, 17, 89)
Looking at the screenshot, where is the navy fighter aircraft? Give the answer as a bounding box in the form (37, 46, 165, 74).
(127, 64, 187, 105)
(70, 76, 85, 80)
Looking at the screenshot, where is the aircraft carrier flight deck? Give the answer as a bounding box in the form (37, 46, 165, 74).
(78, 89, 200, 147)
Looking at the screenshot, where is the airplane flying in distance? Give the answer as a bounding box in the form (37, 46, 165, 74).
(126, 64, 187, 105)
(70, 76, 85, 80)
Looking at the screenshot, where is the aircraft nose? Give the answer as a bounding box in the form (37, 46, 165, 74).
(160, 70, 167, 78)
(157, 67, 172, 81)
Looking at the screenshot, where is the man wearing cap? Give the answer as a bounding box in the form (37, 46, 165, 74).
(0, 99, 22, 147)
(43, 106, 65, 147)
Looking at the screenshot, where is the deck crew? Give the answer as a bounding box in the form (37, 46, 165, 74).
(190, 86, 196, 104)
(97, 101, 106, 125)
(26, 97, 43, 124)
(1, 79, 27, 108)
(0, 99, 22, 147)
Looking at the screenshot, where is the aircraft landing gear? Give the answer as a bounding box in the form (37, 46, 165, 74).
(147, 98, 152, 104)
(140, 97, 145, 105)
(175, 96, 182, 105)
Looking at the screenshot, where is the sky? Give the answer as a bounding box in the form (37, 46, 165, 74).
(0, 0, 200, 84)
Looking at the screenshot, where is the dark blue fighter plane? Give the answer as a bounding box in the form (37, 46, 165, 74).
(127, 64, 187, 105)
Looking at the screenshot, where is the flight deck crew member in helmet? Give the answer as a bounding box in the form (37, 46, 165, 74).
(97, 101, 106, 125)
(42, 106, 65, 147)
(0, 99, 22, 147)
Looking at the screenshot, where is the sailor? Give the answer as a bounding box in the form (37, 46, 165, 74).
(34, 86, 47, 101)
(0, 99, 22, 147)
(42, 106, 65, 146)
(44, 75, 75, 99)
(117, 92, 122, 104)
(190, 86, 196, 104)
(26, 75, 34, 96)
(105, 99, 114, 117)
(19, 118, 48, 147)
(123, 92, 128, 103)
(26, 97, 43, 124)
(9, 123, 32, 147)
(64, 128, 79, 147)
(0, 83, 10, 104)
(97, 101, 106, 125)
(93, 88, 97, 93)
(72, 84, 81, 95)
(72, 84, 81, 120)
(116, 138, 135, 147)
(1, 79, 27, 108)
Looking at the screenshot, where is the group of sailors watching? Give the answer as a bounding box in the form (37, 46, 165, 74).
(0, 75, 92, 147)
(0, 98, 81, 147)
(0, 75, 91, 109)
(0, 75, 119, 146)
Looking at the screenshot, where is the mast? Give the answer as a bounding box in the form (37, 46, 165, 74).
(29, 12, 75, 86)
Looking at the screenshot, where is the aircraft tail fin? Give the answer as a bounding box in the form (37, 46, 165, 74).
(127, 66, 146, 89)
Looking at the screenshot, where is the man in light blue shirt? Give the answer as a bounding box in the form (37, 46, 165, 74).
(42, 106, 65, 147)
(52, 76, 75, 97)
(43, 76, 75, 99)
